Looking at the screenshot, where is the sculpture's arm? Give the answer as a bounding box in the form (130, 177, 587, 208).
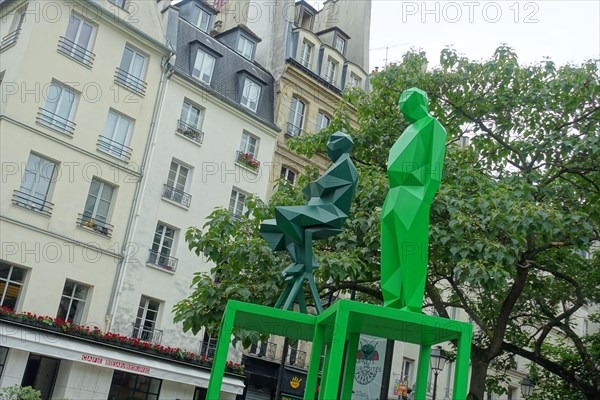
(423, 119, 447, 203)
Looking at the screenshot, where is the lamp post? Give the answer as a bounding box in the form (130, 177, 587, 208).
(430, 346, 448, 400)
(520, 377, 535, 399)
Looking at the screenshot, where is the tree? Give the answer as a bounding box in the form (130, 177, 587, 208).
(174, 46, 600, 399)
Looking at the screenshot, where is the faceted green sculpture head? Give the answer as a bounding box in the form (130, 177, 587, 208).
(327, 131, 353, 162)
(398, 88, 429, 123)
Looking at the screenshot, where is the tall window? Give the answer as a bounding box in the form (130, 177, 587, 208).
(192, 49, 215, 85)
(236, 35, 255, 60)
(333, 35, 345, 54)
(240, 79, 261, 112)
(108, 370, 162, 400)
(325, 58, 337, 84)
(0, 262, 26, 309)
(300, 41, 313, 68)
(1, 6, 25, 49)
(134, 296, 161, 342)
(39, 82, 78, 133)
(116, 46, 147, 94)
(229, 189, 246, 217)
(57, 280, 89, 324)
(149, 223, 177, 270)
(180, 101, 204, 130)
(402, 358, 414, 384)
(316, 112, 330, 132)
(280, 166, 296, 185)
(164, 161, 191, 207)
(348, 73, 361, 88)
(99, 110, 133, 159)
(83, 178, 114, 224)
(0, 347, 8, 378)
(287, 97, 305, 136)
(60, 14, 95, 65)
(239, 132, 258, 158)
(196, 7, 211, 32)
(16, 153, 56, 213)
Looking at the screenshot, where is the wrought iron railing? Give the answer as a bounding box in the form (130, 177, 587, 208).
(12, 190, 54, 215)
(114, 67, 147, 96)
(175, 120, 204, 145)
(286, 348, 307, 368)
(162, 184, 192, 208)
(77, 213, 114, 237)
(235, 150, 260, 171)
(286, 122, 307, 137)
(246, 341, 278, 360)
(57, 36, 95, 67)
(147, 249, 178, 272)
(0, 29, 20, 52)
(37, 108, 76, 134)
(200, 341, 217, 358)
(97, 135, 133, 160)
(132, 324, 163, 344)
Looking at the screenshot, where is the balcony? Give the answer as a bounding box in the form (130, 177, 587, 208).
(200, 340, 218, 358)
(132, 324, 163, 344)
(235, 150, 260, 172)
(285, 122, 307, 138)
(97, 135, 133, 160)
(246, 341, 278, 360)
(37, 108, 76, 135)
(0, 29, 20, 52)
(77, 213, 114, 237)
(12, 190, 54, 216)
(286, 347, 307, 369)
(175, 120, 204, 145)
(57, 36, 95, 67)
(162, 184, 192, 208)
(147, 249, 178, 272)
(114, 67, 147, 96)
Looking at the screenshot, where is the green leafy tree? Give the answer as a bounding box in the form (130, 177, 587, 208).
(0, 385, 41, 400)
(174, 46, 600, 399)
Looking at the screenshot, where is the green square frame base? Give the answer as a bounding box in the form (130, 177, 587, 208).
(207, 300, 472, 400)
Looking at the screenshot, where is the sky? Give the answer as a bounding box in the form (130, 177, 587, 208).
(367, 0, 600, 71)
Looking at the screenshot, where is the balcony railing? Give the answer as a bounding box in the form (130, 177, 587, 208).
(200, 341, 217, 358)
(246, 341, 278, 360)
(0, 29, 20, 52)
(132, 324, 163, 344)
(286, 348, 307, 368)
(235, 150, 260, 172)
(147, 249, 178, 272)
(37, 108, 76, 135)
(114, 67, 147, 96)
(175, 120, 204, 145)
(286, 122, 307, 138)
(77, 213, 114, 237)
(57, 36, 95, 67)
(162, 184, 192, 208)
(12, 190, 54, 216)
(97, 135, 133, 160)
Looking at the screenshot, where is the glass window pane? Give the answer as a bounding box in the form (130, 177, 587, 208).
(120, 47, 133, 71)
(65, 16, 80, 41)
(77, 22, 93, 49)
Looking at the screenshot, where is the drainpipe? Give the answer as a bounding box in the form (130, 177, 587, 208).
(105, 52, 174, 332)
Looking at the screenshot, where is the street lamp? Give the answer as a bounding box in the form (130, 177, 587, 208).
(520, 377, 535, 399)
(430, 346, 448, 400)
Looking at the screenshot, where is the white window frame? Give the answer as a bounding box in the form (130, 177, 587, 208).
(325, 58, 337, 84)
(229, 188, 247, 217)
(288, 97, 305, 135)
(316, 112, 330, 132)
(117, 46, 147, 92)
(40, 81, 78, 132)
(83, 178, 114, 224)
(18, 153, 56, 211)
(240, 78, 261, 112)
(348, 73, 361, 88)
(100, 110, 133, 159)
(0, 263, 26, 309)
(333, 35, 345, 54)
(280, 166, 296, 185)
(167, 161, 190, 193)
(192, 49, 216, 85)
(134, 296, 161, 341)
(57, 280, 89, 324)
(239, 132, 258, 158)
(108, 0, 126, 8)
(180, 101, 204, 130)
(63, 14, 96, 63)
(196, 7, 211, 32)
(236, 35, 255, 60)
(402, 358, 414, 385)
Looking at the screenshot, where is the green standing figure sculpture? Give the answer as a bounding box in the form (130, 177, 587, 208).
(381, 88, 447, 312)
(260, 131, 358, 314)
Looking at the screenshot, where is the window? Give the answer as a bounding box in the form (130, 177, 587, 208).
(194, 387, 207, 400)
(177, 101, 204, 144)
(348, 73, 361, 88)
(0, 347, 8, 378)
(325, 58, 337, 84)
(99, 110, 133, 159)
(316, 112, 330, 132)
(239, 132, 258, 158)
(57, 280, 89, 324)
(300, 40, 313, 68)
(148, 223, 177, 271)
(298, 9, 314, 29)
(15, 153, 56, 214)
(333, 35, 345, 54)
(229, 189, 246, 217)
(60, 14, 95, 66)
(108, 370, 162, 400)
(134, 296, 162, 342)
(192, 49, 215, 85)
(236, 35, 255, 60)
(39, 82, 78, 133)
(0, 7, 25, 50)
(507, 387, 517, 400)
(81, 178, 114, 234)
(240, 78, 261, 112)
(402, 358, 414, 384)
(195, 7, 211, 32)
(0, 262, 26, 309)
(287, 96, 305, 136)
(107, 0, 126, 8)
(164, 161, 191, 207)
(116, 46, 147, 95)
(280, 166, 296, 185)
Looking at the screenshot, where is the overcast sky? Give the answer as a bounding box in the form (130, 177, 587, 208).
(367, 0, 600, 70)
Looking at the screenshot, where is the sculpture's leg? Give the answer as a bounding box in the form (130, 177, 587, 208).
(321, 308, 349, 399)
(296, 286, 308, 313)
(401, 206, 430, 313)
(452, 330, 472, 400)
(341, 332, 360, 399)
(414, 345, 431, 400)
(206, 305, 236, 399)
(275, 281, 294, 309)
(306, 273, 323, 314)
(381, 211, 403, 309)
(304, 324, 325, 400)
(283, 276, 304, 311)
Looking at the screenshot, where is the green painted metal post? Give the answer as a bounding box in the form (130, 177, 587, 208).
(321, 308, 349, 399)
(452, 329, 472, 400)
(206, 307, 236, 399)
(341, 332, 360, 399)
(318, 339, 333, 400)
(304, 324, 325, 400)
(414, 345, 432, 400)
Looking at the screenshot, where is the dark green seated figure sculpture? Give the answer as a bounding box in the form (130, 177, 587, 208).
(260, 131, 358, 314)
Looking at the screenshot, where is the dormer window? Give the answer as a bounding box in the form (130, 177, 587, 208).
(325, 58, 337, 84)
(348, 73, 361, 88)
(298, 10, 314, 30)
(236, 35, 255, 60)
(196, 7, 212, 33)
(300, 40, 313, 69)
(333, 35, 346, 55)
(192, 49, 216, 84)
(240, 78, 261, 112)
